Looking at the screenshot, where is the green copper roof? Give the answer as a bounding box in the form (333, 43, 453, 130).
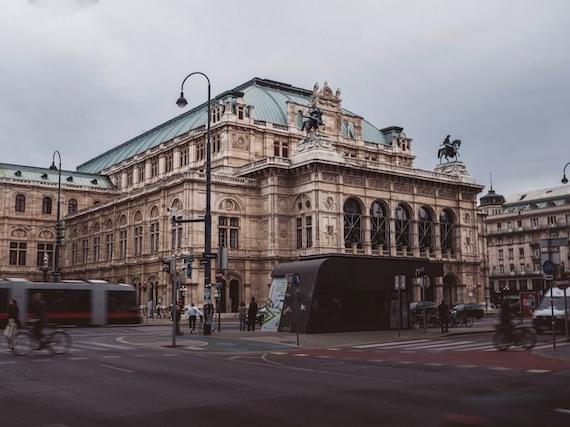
(0, 162, 113, 189)
(77, 78, 390, 173)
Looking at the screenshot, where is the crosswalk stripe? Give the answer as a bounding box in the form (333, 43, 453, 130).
(533, 342, 570, 350)
(381, 340, 452, 350)
(353, 339, 430, 349)
(407, 341, 473, 350)
(443, 342, 496, 351)
(456, 344, 496, 352)
(76, 341, 133, 350)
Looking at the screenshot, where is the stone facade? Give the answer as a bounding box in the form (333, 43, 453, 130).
(0, 163, 114, 281)
(480, 184, 570, 304)
(63, 79, 483, 311)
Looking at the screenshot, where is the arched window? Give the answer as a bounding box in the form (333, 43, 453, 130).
(440, 209, 455, 250)
(133, 210, 142, 223)
(68, 199, 78, 215)
(343, 198, 362, 248)
(418, 206, 433, 250)
(15, 194, 26, 212)
(150, 206, 159, 218)
(42, 196, 52, 215)
(395, 204, 411, 249)
(370, 201, 388, 249)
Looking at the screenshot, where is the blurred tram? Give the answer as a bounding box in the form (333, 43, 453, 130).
(0, 278, 140, 327)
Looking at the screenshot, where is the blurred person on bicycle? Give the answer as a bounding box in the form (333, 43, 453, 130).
(498, 296, 515, 338)
(30, 293, 47, 348)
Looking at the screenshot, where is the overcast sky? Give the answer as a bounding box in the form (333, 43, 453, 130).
(1, 0, 568, 197)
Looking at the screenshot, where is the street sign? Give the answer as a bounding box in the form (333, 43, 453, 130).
(543, 274, 554, 281)
(543, 260, 554, 275)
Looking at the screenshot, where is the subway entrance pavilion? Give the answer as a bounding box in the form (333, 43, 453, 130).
(2, 78, 484, 311)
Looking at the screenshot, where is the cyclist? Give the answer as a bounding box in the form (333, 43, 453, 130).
(498, 297, 515, 338)
(30, 293, 47, 348)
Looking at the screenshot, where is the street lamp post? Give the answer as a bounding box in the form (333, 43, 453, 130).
(562, 161, 570, 184)
(175, 72, 213, 335)
(49, 151, 63, 282)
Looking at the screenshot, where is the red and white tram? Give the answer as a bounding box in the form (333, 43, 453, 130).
(0, 278, 140, 327)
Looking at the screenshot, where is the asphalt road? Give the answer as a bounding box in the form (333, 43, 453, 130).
(1, 326, 570, 427)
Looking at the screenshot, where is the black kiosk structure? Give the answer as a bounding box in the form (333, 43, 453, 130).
(271, 254, 443, 334)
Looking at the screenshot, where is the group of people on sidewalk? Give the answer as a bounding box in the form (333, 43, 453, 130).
(238, 297, 258, 331)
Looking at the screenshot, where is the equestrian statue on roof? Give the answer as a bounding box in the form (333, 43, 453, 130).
(437, 134, 462, 162)
(301, 105, 324, 135)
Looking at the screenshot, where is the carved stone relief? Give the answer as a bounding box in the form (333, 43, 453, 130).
(323, 196, 335, 211)
(39, 230, 54, 240)
(322, 173, 337, 183)
(393, 182, 413, 194)
(278, 198, 288, 212)
(232, 133, 249, 150)
(11, 228, 27, 238)
(417, 186, 436, 197)
(369, 180, 391, 191)
(344, 176, 365, 187)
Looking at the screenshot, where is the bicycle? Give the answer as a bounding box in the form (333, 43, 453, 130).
(492, 326, 536, 351)
(12, 327, 72, 356)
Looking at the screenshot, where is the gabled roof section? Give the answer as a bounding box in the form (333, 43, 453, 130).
(77, 77, 391, 174)
(0, 162, 113, 189)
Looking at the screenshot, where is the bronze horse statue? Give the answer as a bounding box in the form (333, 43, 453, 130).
(437, 135, 461, 162)
(302, 106, 324, 135)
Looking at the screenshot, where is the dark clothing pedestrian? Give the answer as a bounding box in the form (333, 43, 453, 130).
(31, 295, 47, 344)
(8, 301, 21, 328)
(247, 298, 258, 331)
(438, 301, 449, 333)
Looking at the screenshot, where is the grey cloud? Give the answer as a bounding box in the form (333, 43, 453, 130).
(1, 0, 568, 196)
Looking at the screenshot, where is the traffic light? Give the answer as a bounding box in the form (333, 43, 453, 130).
(162, 257, 172, 273)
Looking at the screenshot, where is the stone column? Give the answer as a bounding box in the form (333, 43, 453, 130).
(158, 155, 166, 175)
(362, 214, 371, 254)
(389, 218, 396, 256)
(133, 165, 140, 185)
(145, 160, 152, 181)
(173, 148, 181, 171)
(411, 220, 420, 257)
(121, 171, 128, 189)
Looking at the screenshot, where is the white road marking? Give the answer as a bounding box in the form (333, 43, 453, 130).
(405, 341, 473, 350)
(271, 352, 287, 355)
(457, 364, 478, 368)
(326, 348, 341, 351)
(398, 361, 413, 365)
(293, 353, 309, 357)
(183, 346, 205, 351)
(445, 342, 496, 351)
(76, 341, 133, 350)
(372, 359, 384, 362)
(101, 355, 120, 359)
(455, 345, 496, 352)
(99, 364, 134, 373)
(317, 355, 332, 359)
(425, 363, 445, 367)
(0, 361, 17, 365)
(534, 342, 570, 350)
(68, 357, 88, 361)
(554, 408, 570, 414)
(375, 340, 452, 350)
(33, 359, 53, 363)
(353, 339, 430, 349)
(490, 366, 512, 371)
(526, 369, 552, 374)
(162, 353, 178, 357)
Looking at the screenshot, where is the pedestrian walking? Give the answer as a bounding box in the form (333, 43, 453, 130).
(4, 299, 21, 352)
(438, 300, 449, 333)
(247, 297, 258, 331)
(156, 303, 162, 319)
(187, 303, 202, 333)
(238, 302, 247, 331)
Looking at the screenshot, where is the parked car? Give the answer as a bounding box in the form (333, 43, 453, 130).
(410, 301, 437, 317)
(451, 303, 484, 320)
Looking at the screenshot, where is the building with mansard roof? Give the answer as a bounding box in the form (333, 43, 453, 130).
(480, 183, 570, 305)
(3, 78, 485, 311)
